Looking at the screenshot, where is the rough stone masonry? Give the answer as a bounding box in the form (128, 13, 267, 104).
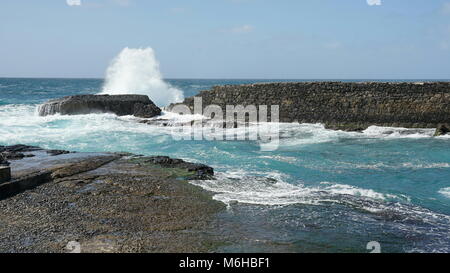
(168, 82, 450, 131)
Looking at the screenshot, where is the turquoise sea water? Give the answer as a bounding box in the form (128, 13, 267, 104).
(1, 78, 449, 253)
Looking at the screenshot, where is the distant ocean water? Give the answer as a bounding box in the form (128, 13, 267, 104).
(1, 77, 450, 253)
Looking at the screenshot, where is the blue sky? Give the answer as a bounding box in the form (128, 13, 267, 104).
(0, 0, 449, 79)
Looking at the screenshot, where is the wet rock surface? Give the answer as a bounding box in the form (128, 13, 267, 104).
(0, 145, 225, 253)
(38, 94, 162, 118)
(1, 145, 72, 166)
(131, 156, 214, 180)
(133, 102, 162, 118)
(1, 145, 40, 166)
(0, 144, 42, 154)
(46, 150, 72, 156)
(434, 124, 450, 136)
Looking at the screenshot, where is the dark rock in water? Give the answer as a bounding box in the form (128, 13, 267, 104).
(133, 102, 162, 118)
(0, 144, 42, 153)
(46, 150, 71, 156)
(434, 124, 450, 136)
(0, 145, 40, 163)
(38, 95, 162, 118)
(324, 123, 366, 132)
(398, 129, 431, 136)
(139, 118, 243, 129)
(0, 145, 72, 158)
(138, 156, 214, 179)
(139, 118, 171, 127)
(1, 152, 29, 160)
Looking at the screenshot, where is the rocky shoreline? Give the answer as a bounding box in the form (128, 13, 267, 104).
(0, 145, 225, 253)
(36, 83, 450, 135)
(2, 83, 449, 253)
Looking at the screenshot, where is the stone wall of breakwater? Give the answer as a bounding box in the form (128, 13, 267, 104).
(168, 82, 450, 131)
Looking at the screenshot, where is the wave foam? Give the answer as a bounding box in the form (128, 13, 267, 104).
(260, 124, 441, 150)
(439, 187, 450, 198)
(101, 47, 184, 106)
(191, 170, 400, 207)
(363, 126, 435, 138)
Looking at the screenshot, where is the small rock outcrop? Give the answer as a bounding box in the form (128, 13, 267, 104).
(0, 145, 41, 164)
(38, 95, 162, 118)
(148, 156, 214, 178)
(434, 124, 450, 136)
(133, 156, 214, 179)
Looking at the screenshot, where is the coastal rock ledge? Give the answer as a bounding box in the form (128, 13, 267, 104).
(38, 94, 162, 118)
(0, 145, 222, 253)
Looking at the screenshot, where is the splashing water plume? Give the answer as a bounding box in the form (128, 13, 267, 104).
(101, 47, 184, 106)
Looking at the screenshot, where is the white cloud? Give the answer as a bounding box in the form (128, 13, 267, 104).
(66, 0, 81, 6)
(367, 0, 382, 6)
(229, 25, 254, 34)
(65, 0, 133, 8)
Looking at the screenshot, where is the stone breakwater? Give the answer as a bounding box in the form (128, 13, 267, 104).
(168, 82, 450, 131)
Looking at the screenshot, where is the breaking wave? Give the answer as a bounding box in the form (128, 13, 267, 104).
(191, 170, 403, 207)
(101, 47, 184, 107)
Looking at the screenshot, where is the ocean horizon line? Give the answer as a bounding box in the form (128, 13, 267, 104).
(1, 77, 450, 81)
